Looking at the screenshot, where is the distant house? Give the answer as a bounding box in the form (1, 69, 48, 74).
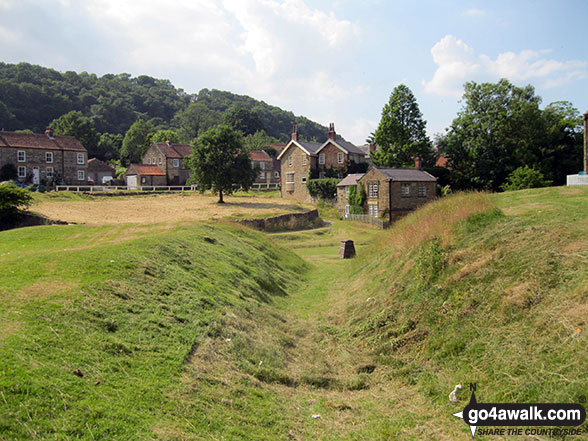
(125, 164, 166, 188)
(336, 173, 365, 218)
(357, 167, 437, 222)
(277, 123, 367, 202)
(250, 150, 280, 185)
(87, 158, 115, 184)
(0, 128, 88, 185)
(142, 141, 191, 185)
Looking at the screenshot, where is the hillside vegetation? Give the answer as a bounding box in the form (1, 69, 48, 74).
(2, 187, 588, 440)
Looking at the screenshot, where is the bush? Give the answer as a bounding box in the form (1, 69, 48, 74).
(0, 164, 17, 181)
(348, 184, 366, 214)
(306, 178, 340, 200)
(501, 166, 552, 191)
(0, 182, 33, 222)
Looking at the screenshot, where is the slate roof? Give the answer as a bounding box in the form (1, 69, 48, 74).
(250, 150, 272, 162)
(153, 142, 191, 159)
(0, 131, 87, 152)
(374, 168, 437, 182)
(126, 164, 165, 176)
(276, 139, 323, 159)
(331, 138, 367, 155)
(336, 173, 365, 187)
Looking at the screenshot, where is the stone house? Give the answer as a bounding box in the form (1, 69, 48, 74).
(0, 128, 87, 185)
(250, 150, 280, 185)
(142, 141, 191, 185)
(87, 158, 115, 184)
(277, 124, 367, 202)
(357, 167, 437, 222)
(125, 164, 167, 188)
(335, 173, 365, 218)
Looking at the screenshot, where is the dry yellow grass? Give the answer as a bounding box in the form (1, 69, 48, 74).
(32, 192, 309, 225)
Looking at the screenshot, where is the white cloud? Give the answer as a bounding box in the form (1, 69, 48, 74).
(464, 8, 486, 18)
(423, 34, 588, 96)
(345, 117, 378, 145)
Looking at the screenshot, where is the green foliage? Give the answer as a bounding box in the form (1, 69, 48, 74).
(187, 125, 257, 203)
(306, 178, 340, 200)
(0, 182, 32, 221)
(348, 185, 366, 214)
(415, 237, 447, 283)
(147, 129, 180, 144)
(96, 133, 123, 161)
(501, 166, 552, 191)
(224, 106, 265, 135)
(50, 110, 99, 156)
(372, 84, 434, 168)
(0, 163, 18, 181)
(120, 119, 155, 165)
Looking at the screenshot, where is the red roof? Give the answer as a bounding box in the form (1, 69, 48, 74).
(126, 164, 165, 176)
(153, 142, 191, 159)
(0, 131, 87, 152)
(435, 155, 449, 168)
(250, 150, 272, 161)
(271, 143, 286, 153)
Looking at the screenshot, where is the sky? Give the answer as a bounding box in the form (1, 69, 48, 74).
(1, 0, 587, 144)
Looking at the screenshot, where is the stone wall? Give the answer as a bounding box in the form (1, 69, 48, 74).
(280, 146, 311, 202)
(239, 209, 323, 232)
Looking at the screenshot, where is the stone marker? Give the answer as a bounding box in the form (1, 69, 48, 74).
(339, 240, 356, 258)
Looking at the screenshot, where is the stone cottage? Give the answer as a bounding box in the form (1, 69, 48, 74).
(142, 141, 191, 185)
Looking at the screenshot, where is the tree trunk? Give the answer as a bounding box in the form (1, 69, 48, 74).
(218, 189, 224, 204)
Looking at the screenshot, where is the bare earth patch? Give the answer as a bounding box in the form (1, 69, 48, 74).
(32, 193, 309, 225)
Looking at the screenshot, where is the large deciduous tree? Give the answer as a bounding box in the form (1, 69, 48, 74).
(50, 111, 99, 157)
(372, 84, 434, 168)
(187, 125, 257, 203)
(119, 119, 155, 165)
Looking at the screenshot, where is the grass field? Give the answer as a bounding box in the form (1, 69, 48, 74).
(30, 191, 309, 225)
(2, 187, 588, 440)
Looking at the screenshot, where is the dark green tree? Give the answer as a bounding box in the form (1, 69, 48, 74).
(372, 84, 434, 168)
(120, 119, 155, 165)
(50, 111, 99, 156)
(224, 106, 265, 136)
(187, 125, 256, 203)
(0, 182, 32, 223)
(501, 166, 551, 191)
(96, 133, 123, 161)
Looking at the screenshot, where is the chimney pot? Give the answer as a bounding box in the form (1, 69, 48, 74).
(292, 124, 299, 141)
(45, 127, 54, 139)
(369, 141, 376, 153)
(328, 122, 336, 141)
(166, 139, 172, 146)
(414, 155, 422, 170)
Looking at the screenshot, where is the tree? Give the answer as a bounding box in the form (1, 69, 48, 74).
(96, 133, 123, 161)
(50, 110, 99, 156)
(501, 166, 551, 191)
(120, 119, 155, 165)
(224, 106, 265, 136)
(0, 182, 32, 223)
(0, 164, 17, 181)
(443, 79, 545, 191)
(186, 125, 256, 203)
(372, 84, 434, 168)
(148, 129, 180, 144)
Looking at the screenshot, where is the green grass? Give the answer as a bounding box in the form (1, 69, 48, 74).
(3, 186, 588, 440)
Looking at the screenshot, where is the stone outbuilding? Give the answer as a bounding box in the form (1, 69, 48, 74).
(125, 164, 166, 188)
(336, 173, 365, 218)
(87, 158, 115, 184)
(142, 141, 191, 185)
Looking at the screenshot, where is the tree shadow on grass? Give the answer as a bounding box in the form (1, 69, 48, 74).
(222, 202, 307, 212)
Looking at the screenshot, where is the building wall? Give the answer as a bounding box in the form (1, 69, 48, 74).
(336, 186, 351, 217)
(280, 146, 311, 202)
(136, 174, 167, 186)
(0, 147, 87, 184)
(317, 143, 347, 175)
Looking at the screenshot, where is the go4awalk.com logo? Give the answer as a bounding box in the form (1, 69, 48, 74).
(452, 384, 586, 438)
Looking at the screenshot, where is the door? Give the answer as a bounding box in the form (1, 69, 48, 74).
(127, 175, 138, 189)
(32, 167, 40, 185)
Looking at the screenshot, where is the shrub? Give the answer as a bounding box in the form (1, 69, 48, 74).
(306, 178, 340, 200)
(0, 182, 33, 222)
(0, 164, 17, 181)
(348, 184, 366, 214)
(501, 166, 551, 191)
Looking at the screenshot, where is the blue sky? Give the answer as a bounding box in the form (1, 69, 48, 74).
(0, 0, 587, 144)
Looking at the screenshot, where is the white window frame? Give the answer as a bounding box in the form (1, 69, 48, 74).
(259, 171, 265, 179)
(260, 162, 265, 170)
(147, 158, 151, 164)
(418, 184, 427, 197)
(302, 176, 307, 183)
(368, 183, 379, 198)
(17, 150, 26, 162)
(288, 155, 293, 167)
(18, 166, 26, 178)
(46, 167, 54, 179)
(159, 157, 163, 164)
(337, 152, 344, 164)
(319, 153, 325, 165)
(173, 159, 180, 168)
(46, 152, 53, 163)
(368, 204, 378, 218)
(77, 153, 85, 165)
(77, 170, 85, 181)
(302, 154, 307, 165)
(274, 171, 280, 178)
(286, 172, 295, 184)
(345, 186, 350, 198)
(401, 183, 410, 196)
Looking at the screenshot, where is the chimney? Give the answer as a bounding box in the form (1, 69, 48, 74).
(584, 110, 588, 173)
(45, 127, 54, 139)
(328, 123, 336, 141)
(166, 139, 172, 146)
(292, 124, 299, 141)
(369, 141, 376, 154)
(414, 155, 422, 170)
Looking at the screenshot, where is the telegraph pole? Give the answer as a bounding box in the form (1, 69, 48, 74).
(584, 110, 588, 173)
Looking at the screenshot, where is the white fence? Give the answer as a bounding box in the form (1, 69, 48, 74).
(55, 183, 280, 192)
(251, 183, 280, 190)
(566, 174, 588, 186)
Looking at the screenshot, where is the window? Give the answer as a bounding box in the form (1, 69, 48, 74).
(319, 153, 325, 164)
(337, 152, 344, 164)
(17, 151, 26, 162)
(77, 170, 85, 181)
(302, 154, 307, 165)
(141, 177, 147, 184)
(418, 184, 427, 197)
(159, 157, 163, 164)
(286, 173, 295, 184)
(260, 162, 265, 170)
(18, 166, 26, 178)
(345, 186, 350, 198)
(147, 158, 151, 164)
(302, 177, 307, 183)
(274, 171, 280, 178)
(77, 153, 85, 165)
(368, 204, 378, 217)
(173, 159, 180, 168)
(46, 167, 54, 179)
(368, 183, 379, 198)
(401, 183, 410, 196)
(288, 155, 293, 166)
(46, 152, 53, 163)
(259, 171, 265, 179)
